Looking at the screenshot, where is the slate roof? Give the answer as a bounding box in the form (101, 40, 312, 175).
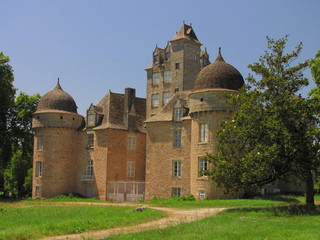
(171, 23, 201, 45)
(93, 92, 146, 133)
(194, 49, 244, 91)
(36, 81, 78, 113)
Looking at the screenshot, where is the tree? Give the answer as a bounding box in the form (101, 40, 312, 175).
(4, 92, 40, 198)
(206, 36, 320, 207)
(309, 49, 320, 99)
(0, 52, 15, 194)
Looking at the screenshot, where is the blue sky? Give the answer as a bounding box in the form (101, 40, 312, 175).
(1, 0, 319, 115)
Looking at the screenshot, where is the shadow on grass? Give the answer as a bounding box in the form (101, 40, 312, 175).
(226, 205, 320, 216)
(260, 195, 301, 204)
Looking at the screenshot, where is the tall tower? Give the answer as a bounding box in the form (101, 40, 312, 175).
(145, 23, 209, 118)
(32, 80, 84, 198)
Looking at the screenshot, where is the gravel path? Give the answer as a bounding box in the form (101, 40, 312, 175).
(42, 202, 226, 240)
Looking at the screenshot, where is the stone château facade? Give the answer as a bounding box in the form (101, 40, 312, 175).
(34, 23, 291, 201)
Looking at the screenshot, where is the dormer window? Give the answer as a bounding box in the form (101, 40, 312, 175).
(165, 52, 171, 61)
(88, 114, 95, 127)
(174, 108, 183, 122)
(153, 54, 159, 63)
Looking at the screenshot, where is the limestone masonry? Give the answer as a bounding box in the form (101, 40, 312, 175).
(32, 23, 303, 201)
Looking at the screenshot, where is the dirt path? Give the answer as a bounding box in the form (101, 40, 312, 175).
(42, 202, 226, 240)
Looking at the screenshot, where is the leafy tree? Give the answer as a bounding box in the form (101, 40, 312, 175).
(0, 52, 15, 194)
(309, 49, 320, 99)
(4, 92, 40, 198)
(206, 36, 320, 207)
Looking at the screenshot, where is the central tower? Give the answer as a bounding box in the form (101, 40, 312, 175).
(145, 23, 209, 119)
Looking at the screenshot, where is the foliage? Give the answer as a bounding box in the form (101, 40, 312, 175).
(206, 36, 320, 207)
(0, 52, 15, 193)
(309, 49, 320, 99)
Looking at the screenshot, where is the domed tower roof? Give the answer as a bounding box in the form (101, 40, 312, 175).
(193, 48, 244, 90)
(36, 79, 78, 113)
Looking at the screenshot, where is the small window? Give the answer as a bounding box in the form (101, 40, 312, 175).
(127, 161, 135, 177)
(36, 161, 42, 177)
(199, 157, 208, 176)
(175, 63, 180, 69)
(164, 71, 171, 83)
(199, 123, 208, 142)
(128, 136, 136, 150)
(174, 88, 179, 93)
(152, 73, 160, 85)
(87, 115, 95, 127)
(35, 186, 40, 198)
(153, 54, 159, 63)
(173, 161, 181, 177)
(172, 187, 181, 197)
(37, 135, 43, 151)
(199, 190, 206, 200)
(163, 92, 171, 105)
(87, 134, 94, 149)
(165, 52, 171, 61)
(151, 94, 159, 107)
(86, 160, 94, 177)
(173, 130, 182, 148)
(194, 55, 198, 62)
(174, 108, 183, 122)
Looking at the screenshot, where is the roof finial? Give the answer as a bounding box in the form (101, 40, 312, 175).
(57, 77, 60, 85)
(219, 47, 221, 54)
(190, 22, 192, 27)
(183, 20, 185, 25)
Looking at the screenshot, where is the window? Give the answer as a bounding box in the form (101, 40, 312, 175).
(172, 187, 181, 197)
(87, 134, 94, 149)
(174, 88, 179, 93)
(199, 123, 208, 142)
(175, 63, 180, 69)
(165, 52, 171, 61)
(37, 135, 43, 151)
(87, 114, 95, 127)
(36, 161, 42, 177)
(173, 161, 181, 177)
(153, 54, 159, 63)
(173, 130, 182, 147)
(35, 186, 40, 198)
(174, 108, 183, 122)
(151, 94, 159, 107)
(163, 92, 171, 105)
(194, 55, 198, 62)
(86, 160, 94, 177)
(199, 157, 208, 176)
(164, 71, 171, 83)
(199, 190, 206, 200)
(127, 161, 135, 177)
(152, 73, 160, 85)
(128, 136, 136, 150)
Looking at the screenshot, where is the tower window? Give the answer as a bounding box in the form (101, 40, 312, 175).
(86, 160, 94, 177)
(127, 161, 135, 178)
(172, 187, 181, 197)
(173, 108, 183, 122)
(199, 157, 208, 176)
(36, 161, 42, 177)
(163, 92, 171, 105)
(199, 123, 208, 142)
(173, 130, 182, 148)
(164, 71, 171, 83)
(153, 54, 159, 63)
(37, 136, 43, 151)
(87, 114, 95, 127)
(173, 161, 181, 177)
(152, 73, 160, 85)
(87, 134, 94, 149)
(165, 52, 171, 61)
(151, 94, 159, 107)
(128, 136, 136, 150)
(175, 63, 180, 69)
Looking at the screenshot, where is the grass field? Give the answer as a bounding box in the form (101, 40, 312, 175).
(0, 205, 166, 240)
(107, 205, 320, 240)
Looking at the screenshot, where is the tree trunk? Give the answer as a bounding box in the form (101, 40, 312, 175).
(305, 168, 315, 207)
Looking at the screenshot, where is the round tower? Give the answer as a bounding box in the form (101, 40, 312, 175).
(32, 80, 84, 198)
(188, 49, 244, 200)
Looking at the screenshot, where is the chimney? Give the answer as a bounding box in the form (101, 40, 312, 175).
(124, 88, 136, 130)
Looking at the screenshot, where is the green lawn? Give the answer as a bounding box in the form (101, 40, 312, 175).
(107, 205, 320, 240)
(0, 205, 166, 240)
